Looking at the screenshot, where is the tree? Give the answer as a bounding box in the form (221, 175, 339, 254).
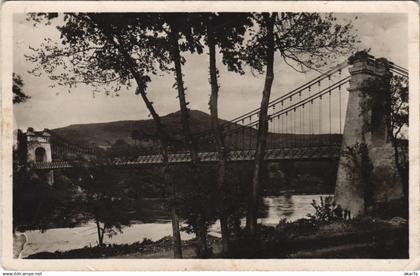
(201, 12, 253, 254)
(26, 13, 183, 257)
(106, 138, 150, 160)
(13, 73, 30, 104)
(13, 130, 86, 232)
(147, 13, 210, 256)
(76, 165, 134, 246)
(13, 153, 86, 232)
(135, 13, 247, 257)
(245, 13, 276, 236)
(174, 164, 219, 253)
(165, 14, 202, 167)
(243, 12, 358, 235)
(28, 13, 214, 257)
(387, 75, 409, 204)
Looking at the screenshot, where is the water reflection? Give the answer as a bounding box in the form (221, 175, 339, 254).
(259, 194, 332, 225)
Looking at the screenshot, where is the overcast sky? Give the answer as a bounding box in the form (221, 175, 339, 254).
(13, 13, 408, 130)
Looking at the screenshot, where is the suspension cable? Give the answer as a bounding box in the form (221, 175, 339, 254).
(339, 84, 342, 133)
(225, 76, 350, 134)
(222, 61, 350, 128)
(328, 76, 332, 143)
(202, 59, 408, 141)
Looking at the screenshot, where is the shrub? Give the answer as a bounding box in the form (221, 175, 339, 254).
(307, 196, 345, 223)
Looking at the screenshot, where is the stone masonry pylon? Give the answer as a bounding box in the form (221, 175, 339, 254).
(335, 51, 403, 217)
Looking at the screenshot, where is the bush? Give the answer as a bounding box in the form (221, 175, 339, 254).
(307, 196, 346, 223)
(276, 218, 318, 238)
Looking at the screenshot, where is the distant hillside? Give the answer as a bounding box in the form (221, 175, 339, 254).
(51, 110, 342, 150)
(51, 110, 228, 148)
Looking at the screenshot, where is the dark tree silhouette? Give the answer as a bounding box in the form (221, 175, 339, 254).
(76, 165, 134, 246)
(13, 155, 85, 233)
(13, 73, 30, 104)
(163, 13, 209, 257)
(200, 12, 253, 254)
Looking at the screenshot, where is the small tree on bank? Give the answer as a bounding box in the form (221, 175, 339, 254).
(76, 165, 134, 246)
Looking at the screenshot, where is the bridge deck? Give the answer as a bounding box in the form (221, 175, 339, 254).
(33, 145, 341, 170)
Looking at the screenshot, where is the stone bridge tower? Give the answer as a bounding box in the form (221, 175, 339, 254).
(26, 127, 54, 185)
(335, 52, 403, 216)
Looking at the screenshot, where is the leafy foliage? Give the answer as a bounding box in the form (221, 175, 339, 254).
(388, 75, 409, 138)
(74, 165, 135, 246)
(200, 13, 254, 74)
(173, 165, 218, 234)
(359, 72, 408, 138)
(13, 73, 30, 104)
(307, 196, 346, 223)
(26, 12, 359, 94)
(13, 157, 85, 232)
(342, 142, 374, 212)
(105, 138, 155, 160)
(26, 13, 169, 95)
(244, 13, 359, 73)
(359, 70, 409, 211)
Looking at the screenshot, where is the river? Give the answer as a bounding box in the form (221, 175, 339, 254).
(19, 194, 330, 258)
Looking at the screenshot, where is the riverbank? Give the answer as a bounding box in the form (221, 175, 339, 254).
(26, 235, 223, 259)
(13, 233, 27, 258)
(25, 216, 408, 259)
(228, 216, 408, 258)
(19, 194, 327, 258)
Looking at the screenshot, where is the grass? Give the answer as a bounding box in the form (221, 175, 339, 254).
(26, 235, 223, 259)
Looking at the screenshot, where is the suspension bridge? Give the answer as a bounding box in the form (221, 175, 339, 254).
(22, 52, 407, 172)
(17, 51, 409, 216)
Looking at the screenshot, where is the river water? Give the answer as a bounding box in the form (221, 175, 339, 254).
(19, 194, 330, 258)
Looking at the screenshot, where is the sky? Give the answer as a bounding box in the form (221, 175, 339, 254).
(12, 13, 408, 131)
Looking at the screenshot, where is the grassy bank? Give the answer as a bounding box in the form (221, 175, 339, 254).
(228, 216, 408, 258)
(26, 235, 222, 259)
(25, 215, 407, 259)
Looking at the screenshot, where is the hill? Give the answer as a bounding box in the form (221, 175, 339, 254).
(51, 110, 341, 150)
(51, 110, 229, 149)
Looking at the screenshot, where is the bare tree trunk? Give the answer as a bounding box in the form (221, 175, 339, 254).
(163, 148, 183, 258)
(135, 84, 183, 258)
(390, 127, 408, 215)
(207, 15, 229, 254)
(95, 217, 104, 246)
(168, 29, 199, 166)
(168, 23, 208, 257)
(384, 78, 408, 215)
(131, 76, 183, 259)
(100, 227, 105, 246)
(246, 13, 276, 236)
(135, 83, 183, 258)
(93, 20, 183, 258)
